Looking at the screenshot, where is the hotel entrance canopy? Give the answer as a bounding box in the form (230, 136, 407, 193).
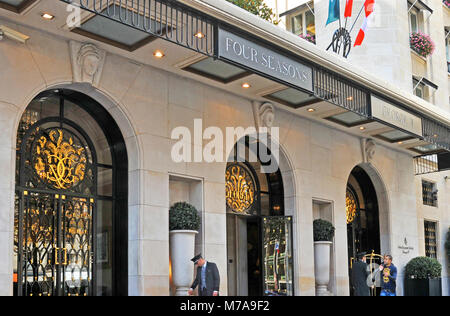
(59, 0, 450, 174)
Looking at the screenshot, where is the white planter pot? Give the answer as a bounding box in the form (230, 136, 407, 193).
(314, 241, 332, 296)
(170, 230, 198, 296)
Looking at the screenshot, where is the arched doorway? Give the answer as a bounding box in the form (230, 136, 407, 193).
(13, 89, 128, 296)
(346, 166, 381, 296)
(226, 137, 294, 296)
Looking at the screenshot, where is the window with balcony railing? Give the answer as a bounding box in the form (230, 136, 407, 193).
(413, 78, 426, 99)
(422, 180, 438, 207)
(424, 221, 438, 258)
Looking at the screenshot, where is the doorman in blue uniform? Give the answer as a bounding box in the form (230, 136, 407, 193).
(188, 254, 220, 296)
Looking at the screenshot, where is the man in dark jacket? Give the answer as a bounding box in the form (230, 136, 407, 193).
(351, 252, 370, 296)
(188, 254, 220, 296)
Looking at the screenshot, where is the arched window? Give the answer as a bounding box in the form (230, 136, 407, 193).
(14, 89, 128, 296)
(225, 138, 284, 217)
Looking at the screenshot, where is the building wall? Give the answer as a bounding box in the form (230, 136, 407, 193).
(0, 18, 447, 296)
(277, 0, 449, 111)
(415, 170, 450, 296)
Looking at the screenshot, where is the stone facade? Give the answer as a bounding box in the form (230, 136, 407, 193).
(0, 1, 448, 296)
(277, 0, 449, 111)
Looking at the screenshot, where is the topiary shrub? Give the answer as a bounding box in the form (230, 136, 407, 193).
(169, 202, 201, 231)
(313, 219, 335, 242)
(405, 256, 442, 279)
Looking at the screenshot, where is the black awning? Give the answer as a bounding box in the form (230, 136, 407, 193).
(413, 75, 439, 91)
(438, 152, 450, 171)
(280, 1, 314, 17)
(61, 0, 216, 57)
(408, 0, 433, 14)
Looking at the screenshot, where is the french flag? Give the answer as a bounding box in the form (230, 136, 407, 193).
(344, 0, 354, 18)
(354, 0, 375, 47)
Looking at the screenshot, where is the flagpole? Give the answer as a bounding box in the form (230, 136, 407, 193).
(343, 0, 349, 30)
(349, 2, 365, 34)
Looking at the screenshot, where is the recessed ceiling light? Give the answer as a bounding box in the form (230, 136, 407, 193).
(41, 13, 55, 20)
(242, 83, 251, 89)
(194, 32, 205, 39)
(307, 108, 315, 112)
(347, 96, 354, 101)
(359, 126, 366, 130)
(398, 141, 403, 145)
(153, 50, 165, 58)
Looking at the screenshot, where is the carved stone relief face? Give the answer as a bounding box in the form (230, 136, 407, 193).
(82, 53, 100, 78)
(70, 41, 105, 87)
(365, 140, 376, 162)
(259, 102, 275, 128)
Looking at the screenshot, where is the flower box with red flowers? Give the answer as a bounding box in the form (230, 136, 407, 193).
(410, 32, 435, 58)
(299, 34, 316, 45)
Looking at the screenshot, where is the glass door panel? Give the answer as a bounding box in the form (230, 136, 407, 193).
(261, 216, 293, 296)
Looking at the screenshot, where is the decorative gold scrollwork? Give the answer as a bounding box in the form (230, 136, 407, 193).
(225, 164, 256, 214)
(346, 189, 357, 224)
(34, 129, 87, 190)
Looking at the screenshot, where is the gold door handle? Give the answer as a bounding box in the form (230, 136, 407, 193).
(54, 247, 59, 265)
(63, 248, 68, 266)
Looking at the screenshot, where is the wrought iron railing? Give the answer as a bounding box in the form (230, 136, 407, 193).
(313, 67, 370, 117)
(61, 0, 216, 56)
(422, 118, 450, 151)
(414, 154, 439, 175)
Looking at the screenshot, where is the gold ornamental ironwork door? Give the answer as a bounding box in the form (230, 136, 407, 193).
(16, 191, 94, 296)
(15, 124, 97, 296)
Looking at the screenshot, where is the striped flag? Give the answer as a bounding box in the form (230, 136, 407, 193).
(354, 0, 375, 47)
(344, 0, 354, 18)
(364, 0, 375, 17)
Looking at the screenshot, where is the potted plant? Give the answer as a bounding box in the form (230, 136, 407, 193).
(169, 202, 201, 296)
(410, 32, 435, 58)
(404, 256, 442, 296)
(299, 34, 316, 45)
(313, 219, 335, 296)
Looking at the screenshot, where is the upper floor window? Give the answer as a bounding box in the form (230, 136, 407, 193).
(409, 7, 420, 33)
(407, 0, 433, 33)
(413, 78, 425, 99)
(290, 8, 315, 37)
(422, 180, 438, 207)
(424, 221, 437, 258)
